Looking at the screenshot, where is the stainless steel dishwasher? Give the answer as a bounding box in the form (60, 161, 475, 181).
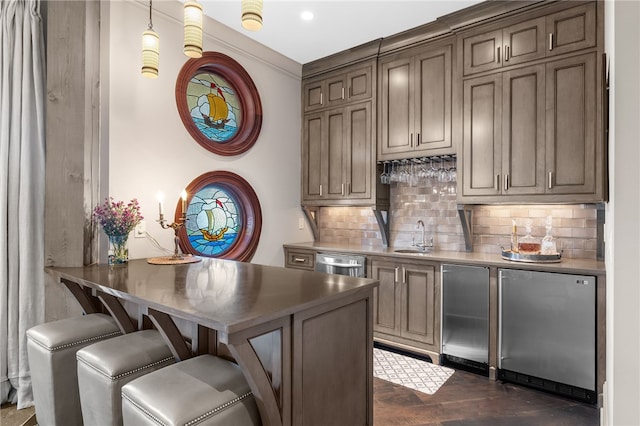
(441, 264, 489, 374)
(315, 252, 366, 278)
(499, 268, 596, 403)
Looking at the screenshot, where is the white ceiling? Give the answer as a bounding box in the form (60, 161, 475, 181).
(200, 0, 483, 64)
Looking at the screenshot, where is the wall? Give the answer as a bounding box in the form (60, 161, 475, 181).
(319, 179, 599, 260)
(104, 1, 312, 267)
(605, 1, 640, 424)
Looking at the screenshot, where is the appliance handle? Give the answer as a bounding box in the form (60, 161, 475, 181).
(317, 260, 362, 268)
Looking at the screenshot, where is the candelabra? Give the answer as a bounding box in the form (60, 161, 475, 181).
(157, 212, 186, 260)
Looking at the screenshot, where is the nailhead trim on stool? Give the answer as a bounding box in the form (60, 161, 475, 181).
(76, 330, 175, 426)
(26, 314, 122, 426)
(121, 355, 261, 426)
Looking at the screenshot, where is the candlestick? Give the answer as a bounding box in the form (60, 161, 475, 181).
(181, 189, 187, 216)
(157, 191, 164, 217)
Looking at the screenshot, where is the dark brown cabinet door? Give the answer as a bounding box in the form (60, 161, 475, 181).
(326, 108, 346, 198)
(370, 260, 400, 335)
(462, 74, 502, 196)
(546, 3, 596, 57)
(501, 64, 546, 195)
(346, 66, 372, 103)
(302, 112, 325, 200)
(303, 81, 324, 112)
(400, 264, 438, 346)
(414, 45, 452, 153)
(463, 29, 503, 75)
(546, 53, 596, 195)
(379, 56, 413, 157)
(345, 102, 372, 200)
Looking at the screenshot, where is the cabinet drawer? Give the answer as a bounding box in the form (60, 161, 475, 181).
(285, 250, 315, 270)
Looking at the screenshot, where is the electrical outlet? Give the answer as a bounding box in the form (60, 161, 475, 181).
(134, 221, 146, 238)
(298, 218, 305, 230)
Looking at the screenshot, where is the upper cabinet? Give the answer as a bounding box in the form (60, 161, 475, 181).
(299, 1, 605, 208)
(458, 1, 605, 204)
(378, 41, 454, 160)
(301, 59, 389, 207)
(463, 17, 546, 76)
(303, 64, 373, 112)
(462, 3, 597, 76)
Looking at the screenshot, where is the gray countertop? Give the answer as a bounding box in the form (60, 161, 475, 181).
(47, 257, 378, 334)
(284, 241, 606, 276)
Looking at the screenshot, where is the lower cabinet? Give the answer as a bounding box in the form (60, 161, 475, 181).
(369, 257, 441, 360)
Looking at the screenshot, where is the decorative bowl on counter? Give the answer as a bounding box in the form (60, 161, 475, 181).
(501, 247, 562, 263)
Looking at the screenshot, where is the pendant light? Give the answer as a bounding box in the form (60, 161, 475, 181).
(241, 0, 263, 31)
(183, 0, 203, 58)
(141, 0, 160, 78)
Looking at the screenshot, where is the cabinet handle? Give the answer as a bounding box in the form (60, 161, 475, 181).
(341, 87, 345, 100)
(416, 133, 421, 147)
(497, 46, 501, 63)
(410, 133, 414, 148)
(403, 267, 407, 284)
(548, 171, 553, 189)
(549, 33, 553, 51)
(495, 174, 500, 191)
(394, 267, 399, 283)
(319, 184, 323, 197)
(320, 92, 323, 105)
(293, 257, 306, 263)
(341, 183, 345, 196)
(504, 174, 509, 191)
(505, 45, 510, 62)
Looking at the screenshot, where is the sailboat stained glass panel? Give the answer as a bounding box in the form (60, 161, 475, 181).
(186, 73, 241, 143)
(176, 52, 262, 156)
(178, 170, 262, 262)
(185, 185, 240, 256)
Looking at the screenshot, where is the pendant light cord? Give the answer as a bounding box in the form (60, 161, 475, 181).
(148, 0, 153, 30)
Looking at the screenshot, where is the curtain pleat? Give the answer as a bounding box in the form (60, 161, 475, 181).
(0, 0, 46, 408)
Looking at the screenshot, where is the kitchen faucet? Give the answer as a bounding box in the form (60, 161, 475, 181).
(413, 220, 432, 251)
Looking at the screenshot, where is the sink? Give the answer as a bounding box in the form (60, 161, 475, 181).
(394, 248, 430, 254)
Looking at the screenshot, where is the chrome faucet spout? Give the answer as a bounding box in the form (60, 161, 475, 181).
(415, 220, 426, 250)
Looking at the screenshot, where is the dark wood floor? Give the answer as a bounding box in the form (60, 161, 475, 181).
(373, 369, 600, 426)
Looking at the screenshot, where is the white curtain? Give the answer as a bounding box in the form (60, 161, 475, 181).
(0, 0, 46, 408)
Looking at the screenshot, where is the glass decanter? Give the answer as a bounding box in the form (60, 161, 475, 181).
(541, 216, 558, 255)
(518, 220, 540, 254)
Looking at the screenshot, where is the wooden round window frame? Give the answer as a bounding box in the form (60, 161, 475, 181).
(175, 171, 262, 262)
(175, 52, 262, 156)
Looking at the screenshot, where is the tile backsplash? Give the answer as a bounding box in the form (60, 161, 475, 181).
(316, 181, 599, 260)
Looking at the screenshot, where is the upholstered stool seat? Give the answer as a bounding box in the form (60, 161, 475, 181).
(26, 313, 122, 426)
(121, 355, 261, 426)
(76, 329, 175, 425)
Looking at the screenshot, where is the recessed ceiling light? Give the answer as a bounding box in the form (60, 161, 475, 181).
(301, 11, 314, 21)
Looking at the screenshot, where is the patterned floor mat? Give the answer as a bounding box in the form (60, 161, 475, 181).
(373, 348, 455, 395)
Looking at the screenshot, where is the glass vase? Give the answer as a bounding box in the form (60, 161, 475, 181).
(108, 234, 129, 265)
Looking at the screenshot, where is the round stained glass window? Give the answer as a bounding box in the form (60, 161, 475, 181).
(176, 52, 262, 156)
(176, 171, 261, 262)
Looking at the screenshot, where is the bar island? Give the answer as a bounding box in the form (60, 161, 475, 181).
(46, 257, 378, 426)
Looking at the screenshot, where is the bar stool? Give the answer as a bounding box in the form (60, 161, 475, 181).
(26, 313, 122, 426)
(76, 329, 175, 425)
(121, 354, 261, 426)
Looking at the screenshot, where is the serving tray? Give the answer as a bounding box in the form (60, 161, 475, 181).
(501, 248, 562, 263)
